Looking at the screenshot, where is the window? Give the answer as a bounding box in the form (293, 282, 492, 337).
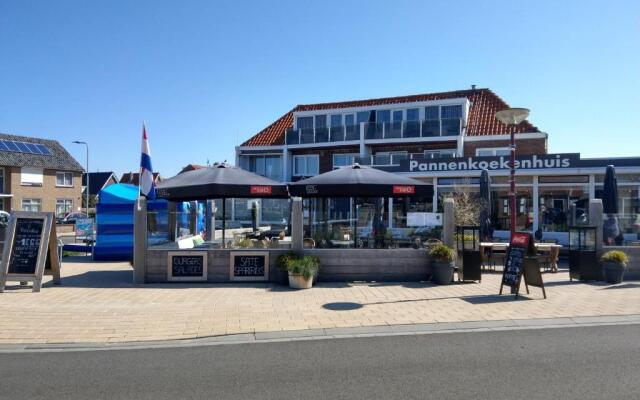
(56, 171, 74, 187)
(0, 168, 4, 194)
(356, 110, 375, 124)
(376, 110, 390, 123)
(476, 147, 510, 157)
(248, 155, 282, 181)
(296, 116, 314, 130)
(22, 198, 41, 212)
(333, 153, 358, 169)
(56, 199, 73, 217)
(315, 115, 327, 129)
(406, 108, 419, 121)
(441, 105, 462, 119)
(425, 106, 439, 120)
(344, 114, 355, 127)
(330, 114, 342, 127)
(392, 110, 403, 122)
(293, 155, 319, 177)
(21, 167, 43, 186)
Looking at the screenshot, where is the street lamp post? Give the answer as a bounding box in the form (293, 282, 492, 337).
(495, 108, 530, 238)
(72, 141, 89, 216)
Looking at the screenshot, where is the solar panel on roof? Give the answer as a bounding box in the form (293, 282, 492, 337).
(0, 140, 52, 156)
(35, 144, 52, 155)
(15, 142, 30, 152)
(4, 141, 20, 151)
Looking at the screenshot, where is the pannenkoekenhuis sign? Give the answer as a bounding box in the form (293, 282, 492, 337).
(380, 153, 640, 174)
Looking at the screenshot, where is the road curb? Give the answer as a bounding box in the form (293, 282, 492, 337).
(2, 314, 640, 353)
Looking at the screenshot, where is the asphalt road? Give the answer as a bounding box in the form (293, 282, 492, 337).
(1, 324, 639, 400)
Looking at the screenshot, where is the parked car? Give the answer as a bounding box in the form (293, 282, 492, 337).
(56, 212, 88, 225)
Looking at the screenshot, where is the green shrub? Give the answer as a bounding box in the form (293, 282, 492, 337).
(601, 250, 629, 266)
(276, 252, 320, 279)
(276, 251, 298, 270)
(428, 243, 456, 263)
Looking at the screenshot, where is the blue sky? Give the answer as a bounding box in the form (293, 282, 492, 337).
(1, 0, 638, 177)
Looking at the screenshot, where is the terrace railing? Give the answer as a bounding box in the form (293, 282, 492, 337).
(285, 119, 462, 145)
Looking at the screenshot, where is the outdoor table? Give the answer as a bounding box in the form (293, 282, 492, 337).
(480, 242, 562, 273)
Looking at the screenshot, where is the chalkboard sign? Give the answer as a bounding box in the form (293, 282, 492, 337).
(0, 212, 60, 293)
(230, 251, 269, 281)
(167, 252, 207, 281)
(8, 218, 44, 275)
(500, 232, 532, 297)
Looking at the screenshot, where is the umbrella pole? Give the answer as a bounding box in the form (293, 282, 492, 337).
(222, 199, 226, 249)
(353, 197, 358, 249)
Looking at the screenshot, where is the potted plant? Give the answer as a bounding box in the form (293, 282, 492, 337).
(429, 243, 455, 285)
(276, 252, 320, 289)
(600, 250, 629, 284)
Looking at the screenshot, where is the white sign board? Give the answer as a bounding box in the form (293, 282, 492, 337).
(407, 212, 443, 227)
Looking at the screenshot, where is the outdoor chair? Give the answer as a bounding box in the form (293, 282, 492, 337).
(537, 248, 552, 272)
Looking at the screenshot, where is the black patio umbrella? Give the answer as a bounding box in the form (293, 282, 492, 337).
(289, 164, 432, 247)
(288, 164, 433, 198)
(479, 169, 493, 240)
(156, 163, 288, 247)
(603, 165, 619, 214)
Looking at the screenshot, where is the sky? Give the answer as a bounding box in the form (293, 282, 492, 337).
(1, 0, 639, 177)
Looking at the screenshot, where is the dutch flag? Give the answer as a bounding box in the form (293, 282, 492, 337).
(140, 124, 156, 200)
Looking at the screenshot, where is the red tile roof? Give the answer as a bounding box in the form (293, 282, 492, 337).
(120, 172, 162, 185)
(242, 88, 539, 147)
(179, 164, 207, 174)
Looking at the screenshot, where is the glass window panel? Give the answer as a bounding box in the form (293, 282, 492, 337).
(376, 110, 390, 123)
(356, 111, 371, 124)
(330, 114, 342, 127)
(406, 108, 419, 121)
(425, 106, 439, 120)
(315, 115, 327, 129)
(296, 116, 314, 130)
(344, 114, 354, 126)
(538, 185, 589, 232)
(441, 105, 462, 119)
(392, 110, 403, 121)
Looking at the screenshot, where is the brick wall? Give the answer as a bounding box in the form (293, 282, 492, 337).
(463, 138, 547, 157)
(4, 166, 83, 214)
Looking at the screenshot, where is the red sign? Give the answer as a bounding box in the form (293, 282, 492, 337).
(250, 186, 272, 195)
(510, 232, 530, 248)
(392, 185, 416, 195)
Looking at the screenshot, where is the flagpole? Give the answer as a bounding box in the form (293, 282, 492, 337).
(137, 122, 145, 212)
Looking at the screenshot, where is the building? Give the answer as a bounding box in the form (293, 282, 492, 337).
(0, 132, 84, 216)
(236, 88, 640, 244)
(120, 171, 163, 186)
(82, 171, 118, 205)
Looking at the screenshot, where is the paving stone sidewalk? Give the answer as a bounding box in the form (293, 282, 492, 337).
(1, 257, 639, 344)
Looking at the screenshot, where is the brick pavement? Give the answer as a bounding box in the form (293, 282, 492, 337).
(0, 257, 639, 344)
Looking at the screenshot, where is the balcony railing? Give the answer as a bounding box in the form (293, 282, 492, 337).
(285, 119, 462, 145)
(356, 152, 457, 166)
